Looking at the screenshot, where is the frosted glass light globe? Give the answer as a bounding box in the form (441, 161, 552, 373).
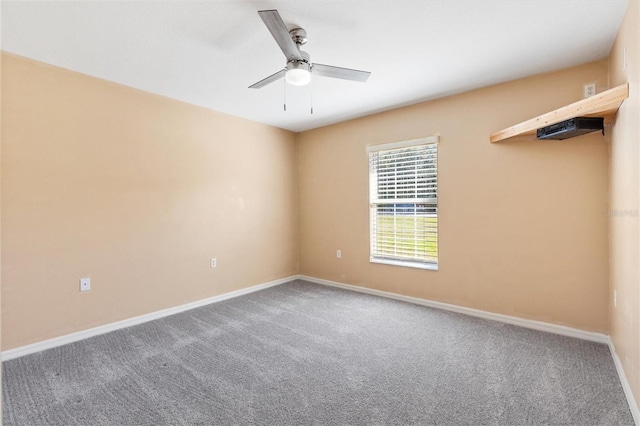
(286, 68, 311, 86)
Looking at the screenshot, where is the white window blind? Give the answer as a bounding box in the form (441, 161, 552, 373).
(368, 137, 438, 268)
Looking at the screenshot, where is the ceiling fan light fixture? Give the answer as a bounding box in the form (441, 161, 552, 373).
(285, 61, 311, 86)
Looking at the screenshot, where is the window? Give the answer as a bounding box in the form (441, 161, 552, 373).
(367, 136, 438, 270)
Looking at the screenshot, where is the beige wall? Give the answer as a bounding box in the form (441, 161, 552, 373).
(0, 41, 3, 425)
(609, 0, 640, 411)
(1, 53, 298, 350)
(298, 61, 610, 333)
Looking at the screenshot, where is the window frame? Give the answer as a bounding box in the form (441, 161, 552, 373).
(367, 136, 439, 271)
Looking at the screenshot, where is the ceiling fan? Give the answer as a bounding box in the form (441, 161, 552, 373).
(249, 9, 371, 89)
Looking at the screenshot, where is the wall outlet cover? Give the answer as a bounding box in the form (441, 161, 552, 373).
(80, 277, 91, 292)
(584, 83, 596, 98)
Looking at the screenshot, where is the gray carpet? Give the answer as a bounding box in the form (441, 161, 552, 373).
(2, 279, 634, 425)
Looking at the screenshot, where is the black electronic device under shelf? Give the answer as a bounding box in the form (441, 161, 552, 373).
(536, 117, 604, 140)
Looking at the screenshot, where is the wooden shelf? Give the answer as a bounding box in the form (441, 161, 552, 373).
(490, 83, 629, 143)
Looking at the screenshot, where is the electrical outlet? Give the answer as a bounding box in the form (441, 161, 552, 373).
(584, 83, 596, 98)
(80, 277, 91, 292)
(613, 290, 617, 307)
(336, 250, 342, 259)
(210, 258, 217, 268)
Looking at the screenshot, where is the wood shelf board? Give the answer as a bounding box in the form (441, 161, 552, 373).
(490, 83, 629, 143)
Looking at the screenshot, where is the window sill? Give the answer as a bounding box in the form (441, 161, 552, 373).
(370, 257, 438, 271)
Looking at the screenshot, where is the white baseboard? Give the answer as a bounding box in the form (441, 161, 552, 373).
(609, 339, 640, 425)
(298, 275, 609, 344)
(2, 275, 297, 361)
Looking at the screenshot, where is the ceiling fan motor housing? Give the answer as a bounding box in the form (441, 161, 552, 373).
(289, 49, 310, 64)
(286, 49, 311, 74)
(287, 60, 310, 73)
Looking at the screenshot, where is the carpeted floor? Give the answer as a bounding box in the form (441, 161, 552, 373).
(2, 279, 634, 425)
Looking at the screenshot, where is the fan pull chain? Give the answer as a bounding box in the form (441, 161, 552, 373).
(283, 80, 287, 112)
(310, 77, 314, 115)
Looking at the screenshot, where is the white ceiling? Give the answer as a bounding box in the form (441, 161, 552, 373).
(1, 0, 629, 132)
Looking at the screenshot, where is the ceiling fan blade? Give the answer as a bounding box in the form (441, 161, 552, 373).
(312, 64, 371, 82)
(258, 10, 302, 62)
(249, 69, 286, 89)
